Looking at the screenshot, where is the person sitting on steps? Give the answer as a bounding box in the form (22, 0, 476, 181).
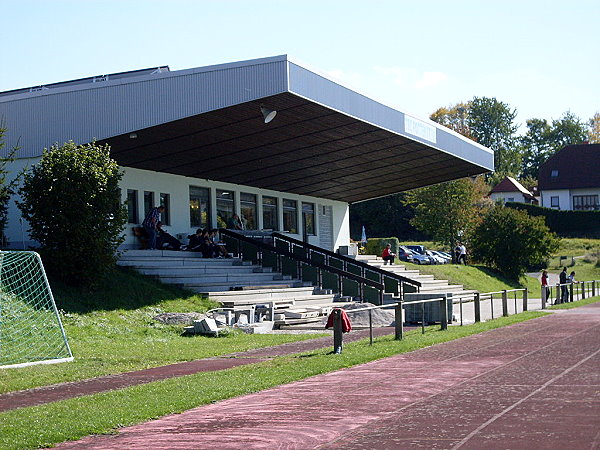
(381, 243, 396, 265)
(156, 222, 186, 251)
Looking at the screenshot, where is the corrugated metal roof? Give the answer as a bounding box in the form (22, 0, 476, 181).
(0, 55, 494, 202)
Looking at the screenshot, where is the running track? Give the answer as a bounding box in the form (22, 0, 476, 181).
(59, 303, 600, 449)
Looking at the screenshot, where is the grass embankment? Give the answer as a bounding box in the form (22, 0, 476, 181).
(400, 238, 600, 298)
(0, 311, 547, 449)
(0, 267, 324, 394)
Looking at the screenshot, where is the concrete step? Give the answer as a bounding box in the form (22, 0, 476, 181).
(135, 266, 272, 276)
(207, 286, 318, 301)
(118, 259, 250, 267)
(121, 249, 206, 258)
(158, 273, 289, 284)
(187, 280, 311, 293)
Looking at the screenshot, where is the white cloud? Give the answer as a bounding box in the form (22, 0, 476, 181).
(415, 71, 448, 89)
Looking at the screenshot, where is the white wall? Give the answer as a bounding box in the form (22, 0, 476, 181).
(489, 192, 527, 204)
(4, 161, 352, 251)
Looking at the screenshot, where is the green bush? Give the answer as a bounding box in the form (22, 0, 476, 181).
(470, 205, 560, 280)
(365, 237, 400, 257)
(17, 141, 127, 289)
(506, 202, 600, 236)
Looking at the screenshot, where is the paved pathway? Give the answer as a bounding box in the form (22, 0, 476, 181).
(58, 302, 600, 449)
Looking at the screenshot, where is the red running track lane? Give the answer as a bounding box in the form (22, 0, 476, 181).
(0, 327, 396, 413)
(57, 304, 600, 450)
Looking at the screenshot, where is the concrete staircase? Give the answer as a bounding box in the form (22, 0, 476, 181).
(354, 254, 477, 299)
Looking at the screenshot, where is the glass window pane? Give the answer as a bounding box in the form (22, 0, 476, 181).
(189, 186, 210, 228)
(283, 199, 297, 234)
(302, 202, 315, 235)
(160, 193, 170, 226)
(144, 191, 154, 219)
(127, 189, 138, 224)
(262, 196, 278, 231)
(217, 189, 235, 229)
(240, 192, 257, 230)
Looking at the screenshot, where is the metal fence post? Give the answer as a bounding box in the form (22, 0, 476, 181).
(541, 286, 546, 309)
(440, 295, 448, 330)
(395, 301, 403, 340)
(474, 292, 481, 323)
(368, 309, 373, 345)
(582, 281, 586, 299)
(502, 290, 508, 317)
(592, 280, 596, 297)
(523, 289, 528, 311)
(333, 309, 343, 354)
(569, 283, 574, 302)
(556, 284, 560, 304)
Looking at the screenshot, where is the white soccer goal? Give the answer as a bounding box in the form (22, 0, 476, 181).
(0, 251, 73, 369)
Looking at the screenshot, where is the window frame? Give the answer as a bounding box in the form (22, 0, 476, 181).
(240, 192, 258, 230)
(262, 196, 279, 231)
(126, 189, 139, 224)
(282, 199, 298, 234)
(189, 186, 211, 229)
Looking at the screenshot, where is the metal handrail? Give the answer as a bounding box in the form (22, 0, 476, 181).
(219, 228, 384, 293)
(271, 232, 421, 288)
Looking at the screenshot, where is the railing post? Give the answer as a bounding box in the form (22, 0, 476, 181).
(569, 282, 574, 302)
(368, 309, 373, 345)
(582, 281, 586, 299)
(541, 285, 546, 309)
(523, 289, 528, 311)
(333, 309, 343, 354)
(440, 295, 448, 331)
(474, 292, 481, 323)
(556, 283, 561, 304)
(502, 290, 508, 317)
(395, 301, 403, 340)
(593, 280, 596, 297)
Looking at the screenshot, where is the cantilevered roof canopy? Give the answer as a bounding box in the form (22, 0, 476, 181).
(0, 55, 493, 203)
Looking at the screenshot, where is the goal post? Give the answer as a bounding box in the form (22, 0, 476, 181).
(0, 251, 73, 369)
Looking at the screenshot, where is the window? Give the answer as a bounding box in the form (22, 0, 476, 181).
(240, 193, 257, 230)
(506, 197, 514, 203)
(262, 196, 278, 231)
(143, 191, 154, 219)
(573, 195, 599, 211)
(302, 202, 315, 235)
(127, 189, 138, 224)
(189, 186, 210, 229)
(550, 196, 560, 208)
(216, 189, 235, 228)
(283, 199, 298, 233)
(551, 169, 559, 178)
(160, 193, 170, 225)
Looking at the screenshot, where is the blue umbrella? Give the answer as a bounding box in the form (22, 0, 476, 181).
(360, 225, 367, 244)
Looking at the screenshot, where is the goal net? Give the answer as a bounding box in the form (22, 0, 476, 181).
(0, 251, 73, 369)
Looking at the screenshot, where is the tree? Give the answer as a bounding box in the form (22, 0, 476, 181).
(429, 102, 472, 138)
(18, 141, 127, 289)
(0, 122, 20, 247)
(546, 111, 588, 152)
(588, 112, 600, 143)
(467, 97, 520, 178)
(403, 177, 488, 254)
(470, 205, 559, 280)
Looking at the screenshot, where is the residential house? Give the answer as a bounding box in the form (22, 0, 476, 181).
(538, 144, 600, 210)
(489, 176, 537, 205)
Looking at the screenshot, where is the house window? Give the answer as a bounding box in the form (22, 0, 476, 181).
(160, 193, 170, 226)
(127, 189, 138, 224)
(550, 196, 560, 208)
(551, 169, 559, 178)
(573, 195, 599, 211)
(262, 196, 279, 231)
(216, 189, 235, 229)
(506, 197, 514, 203)
(283, 199, 298, 233)
(143, 191, 154, 219)
(240, 193, 257, 230)
(189, 186, 210, 229)
(302, 202, 316, 235)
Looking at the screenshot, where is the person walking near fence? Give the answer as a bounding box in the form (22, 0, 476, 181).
(559, 267, 568, 303)
(541, 270, 549, 302)
(458, 242, 467, 265)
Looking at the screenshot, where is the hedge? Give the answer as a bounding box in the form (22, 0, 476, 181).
(506, 202, 600, 236)
(365, 237, 400, 257)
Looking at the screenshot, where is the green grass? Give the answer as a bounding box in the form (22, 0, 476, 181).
(547, 295, 600, 309)
(0, 267, 324, 394)
(0, 311, 547, 449)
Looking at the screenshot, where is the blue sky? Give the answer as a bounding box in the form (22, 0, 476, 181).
(2, 0, 598, 128)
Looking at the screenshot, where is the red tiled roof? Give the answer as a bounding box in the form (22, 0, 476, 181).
(539, 144, 600, 190)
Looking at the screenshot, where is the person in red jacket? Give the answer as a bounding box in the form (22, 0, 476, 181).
(381, 243, 396, 265)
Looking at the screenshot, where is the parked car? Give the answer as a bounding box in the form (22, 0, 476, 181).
(406, 245, 426, 255)
(397, 246, 414, 262)
(401, 246, 431, 265)
(426, 250, 447, 264)
(431, 250, 452, 264)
